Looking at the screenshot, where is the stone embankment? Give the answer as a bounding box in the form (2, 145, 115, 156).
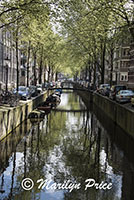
(0, 91, 50, 141)
(76, 86, 134, 139)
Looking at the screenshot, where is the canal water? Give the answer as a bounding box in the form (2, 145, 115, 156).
(0, 91, 134, 200)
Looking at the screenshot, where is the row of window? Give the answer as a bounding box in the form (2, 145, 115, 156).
(115, 48, 130, 58)
(114, 61, 130, 70)
(120, 74, 128, 81)
(112, 72, 128, 82)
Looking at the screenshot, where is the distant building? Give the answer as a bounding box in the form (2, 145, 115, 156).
(0, 29, 21, 90)
(0, 29, 3, 89)
(128, 43, 134, 89)
(112, 45, 130, 86)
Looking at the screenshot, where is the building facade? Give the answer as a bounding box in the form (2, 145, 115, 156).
(112, 45, 130, 86)
(128, 42, 134, 89)
(0, 29, 4, 90)
(0, 29, 21, 90)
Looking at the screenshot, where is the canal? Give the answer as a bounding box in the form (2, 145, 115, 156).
(0, 91, 134, 200)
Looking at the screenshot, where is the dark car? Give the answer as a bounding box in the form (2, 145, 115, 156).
(109, 85, 127, 100)
(44, 82, 51, 89)
(42, 83, 48, 90)
(13, 86, 31, 100)
(97, 84, 110, 96)
(29, 85, 38, 97)
(103, 86, 111, 97)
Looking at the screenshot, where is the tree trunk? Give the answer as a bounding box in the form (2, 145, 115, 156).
(93, 63, 96, 89)
(55, 71, 58, 81)
(110, 46, 114, 86)
(51, 66, 54, 82)
(44, 64, 46, 82)
(88, 60, 91, 84)
(16, 29, 19, 91)
(85, 66, 88, 80)
(101, 42, 106, 84)
(39, 47, 43, 84)
(48, 65, 51, 82)
(33, 52, 37, 86)
(39, 59, 43, 84)
(27, 41, 31, 87)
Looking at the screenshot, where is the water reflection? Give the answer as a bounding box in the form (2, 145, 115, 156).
(0, 92, 134, 200)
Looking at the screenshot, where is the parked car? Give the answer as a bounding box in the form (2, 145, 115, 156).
(43, 82, 51, 89)
(36, 84, 43, 94)
(103, 86, 111, 97)
(116, 90, 134, 103)
(50, 82, 54, 88)
(109, 85, 127, 100)
(131, 97, 134, 107)
(13, 86, 31, 100)
(97, 84, 110, 95)
(42, 82, 49, 90)
(29, 85, 38, 97)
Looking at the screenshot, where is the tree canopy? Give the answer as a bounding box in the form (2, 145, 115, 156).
(0, 0, 134, 81)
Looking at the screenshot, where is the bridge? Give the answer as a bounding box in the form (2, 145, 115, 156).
(47, 81, 91, 92)
(48, 87, 90, 92)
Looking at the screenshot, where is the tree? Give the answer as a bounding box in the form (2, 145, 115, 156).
(51, 0, 134, 84)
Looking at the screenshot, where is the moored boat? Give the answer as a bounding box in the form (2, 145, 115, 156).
(37, 105, 52, 111)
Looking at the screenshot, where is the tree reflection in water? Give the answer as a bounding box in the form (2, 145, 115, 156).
(0, 92, 134, 200)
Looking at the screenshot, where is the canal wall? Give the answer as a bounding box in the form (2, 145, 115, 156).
(93, 93, 134, 139)
(77, 89, 134, 139)
(93, 105, 134, 164)
(0, 119, 32, 172)
(0, 91, 50, 141)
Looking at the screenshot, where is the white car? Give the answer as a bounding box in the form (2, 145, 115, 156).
(36, 84, 43, 94)
(116, 90, 134, 103)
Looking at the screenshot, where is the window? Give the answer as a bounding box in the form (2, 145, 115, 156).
(21, 70, 25, 76)
(120, 73, 128, 81)
(125, 75, 127, 80)
(122, 48, 129, 57)
(121, 75, 124, 81)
